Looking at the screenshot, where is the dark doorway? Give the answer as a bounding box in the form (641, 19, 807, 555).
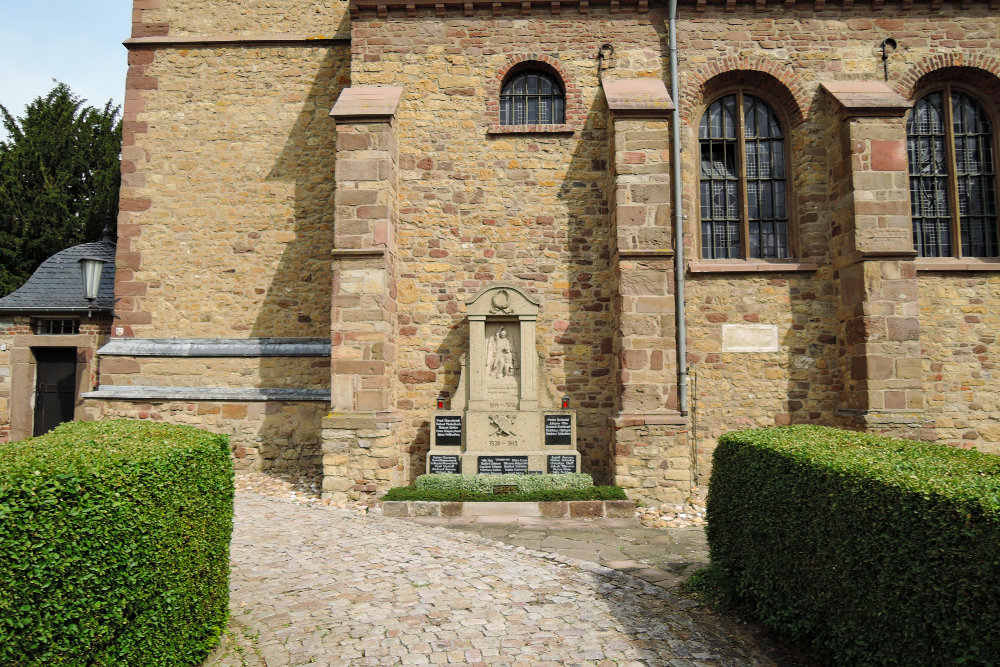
(33, 348, 78, 437)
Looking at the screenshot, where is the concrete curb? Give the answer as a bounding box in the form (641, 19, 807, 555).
(382, 499, 636, 518)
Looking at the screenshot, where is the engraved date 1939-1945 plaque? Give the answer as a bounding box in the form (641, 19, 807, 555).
(434, 415, 462, 446)
(429, 455, 461, 474)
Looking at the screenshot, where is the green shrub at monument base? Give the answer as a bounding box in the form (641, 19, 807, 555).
(415, 472, 592, 493)
(708, 425, 1000, 666)
(0, 420, 234, 666)
(383, 485, 625, 502)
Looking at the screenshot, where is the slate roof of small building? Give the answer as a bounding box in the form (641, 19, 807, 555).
(0, 241, 116, 314)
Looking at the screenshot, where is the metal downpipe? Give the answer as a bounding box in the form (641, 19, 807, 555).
(669, 0, 688, 416)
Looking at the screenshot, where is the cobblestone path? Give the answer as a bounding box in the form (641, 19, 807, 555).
(212, 494, 776, 666)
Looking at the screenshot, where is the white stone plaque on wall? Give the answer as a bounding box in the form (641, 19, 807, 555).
(721, 324, 779, 353)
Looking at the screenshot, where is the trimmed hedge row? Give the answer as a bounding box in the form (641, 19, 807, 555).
(0, 419, 234, 666)
(707, 425, 1000, 666)
(415, 472, 593, 493)
(382, 485, 626, 502)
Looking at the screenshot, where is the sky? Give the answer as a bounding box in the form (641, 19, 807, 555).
(0, 1, 131, 135)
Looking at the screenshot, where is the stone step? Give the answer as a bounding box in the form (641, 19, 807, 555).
(382, 499, 636, 519)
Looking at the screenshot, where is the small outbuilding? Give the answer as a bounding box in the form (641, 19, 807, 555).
(0, 238, 115, 441)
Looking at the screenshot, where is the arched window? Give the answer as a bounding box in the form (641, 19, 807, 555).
(699, 92, 789, 259)
(907, 87, 999, 258)
(499, 70, 565, 126)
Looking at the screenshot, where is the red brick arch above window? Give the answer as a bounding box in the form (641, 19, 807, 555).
(898, 54, 1000, 102)
(681, 57, 807, 129)
(486, 55, 583, 133)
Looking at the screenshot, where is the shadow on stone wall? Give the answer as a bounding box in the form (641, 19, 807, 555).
(248, 47, 350, 479)
(554, 90, 617, 485)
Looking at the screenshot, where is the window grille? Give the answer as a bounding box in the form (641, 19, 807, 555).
(907, 88, 998, 258)
(34, 319, 80, 335)
(699, 93, 789, 259)
(499, 70, 565, 126)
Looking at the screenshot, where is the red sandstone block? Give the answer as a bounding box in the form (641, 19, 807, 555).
(333, 360, 385, 376)
(117, 311, 152, 325)
(338, 159, 379, 181)
(616, 205, 646, 227)
(871, 140, 908, 171)
(131, 22, 169, 38)
(885, 390, 907, 410)
(115, 281, 148, 297)
(336, 189, 380, 206)
(569, 501, 604, 518)
(119, 198, 152, 212)
(125, 73, 159, 90)
(222, 404, 248, 419)
(358, 205, 389, 219)
(621, 349, 648, 370)
(101, 358, 141, 374)
(337, 132, 372, 151)
(887, 317, 919, 341)
(399, 370, 436, 384)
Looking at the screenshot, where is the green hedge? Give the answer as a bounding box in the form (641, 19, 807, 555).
(415, 472, 593, 493)
(0, 420, 234, 666)
(707, 425, 1000, 666)
(383, 485, 625, 502)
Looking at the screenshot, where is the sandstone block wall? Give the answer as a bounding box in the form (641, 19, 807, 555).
(84, 398, 326, 471)
(106, 0, 1000, 500)
(134, 0, 351, 38)
(117, 44, 347, 338)
(350, 9, 674, 484)
(919, 274, 1000, 453)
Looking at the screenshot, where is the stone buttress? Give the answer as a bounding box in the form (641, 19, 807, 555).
(323, 87, 405, 501)
(604, 79, 692, 504)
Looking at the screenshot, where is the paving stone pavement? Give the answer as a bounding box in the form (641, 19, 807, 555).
(210, 493, 785, 666)
(403, 516, 710, 592)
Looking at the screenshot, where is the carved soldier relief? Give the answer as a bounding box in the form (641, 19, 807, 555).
(486, 326, 517, 379)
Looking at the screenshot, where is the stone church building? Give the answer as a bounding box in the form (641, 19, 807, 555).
(29, 0, 1000, 502)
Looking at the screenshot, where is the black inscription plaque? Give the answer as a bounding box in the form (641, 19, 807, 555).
(477, 455, 529, 474)
(547, 455, 577, 474)
(429, 455, 461, 474)
(434, 415, 463, 446)
(544, 414, 573, 446)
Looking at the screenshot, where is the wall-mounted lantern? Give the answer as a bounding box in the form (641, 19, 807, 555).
(78, 256, 106, 302)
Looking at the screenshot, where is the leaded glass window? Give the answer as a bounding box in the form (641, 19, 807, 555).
(500, 70, 565, 126)
(699, 93, 789, 259)
(907, 88, 999, 258)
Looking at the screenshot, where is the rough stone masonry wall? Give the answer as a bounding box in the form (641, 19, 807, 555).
(118, 45, 347, 338)
(350, 9, 669, 484)
(675, 7, 1000, 480)
(107, 3, 352, 475)
(91, 399, 326, 471)
(919, 274, 1000, 453)
(136, 0, 351, 38)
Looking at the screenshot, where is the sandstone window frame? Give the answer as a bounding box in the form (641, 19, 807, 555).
(906, 83, 1000, 261)
(486, 56, 580, 135)
(499, 69, 565, 127)
(692, 88, 808, 271)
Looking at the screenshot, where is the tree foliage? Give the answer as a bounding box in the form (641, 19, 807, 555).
(0, 83, 121, 295)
